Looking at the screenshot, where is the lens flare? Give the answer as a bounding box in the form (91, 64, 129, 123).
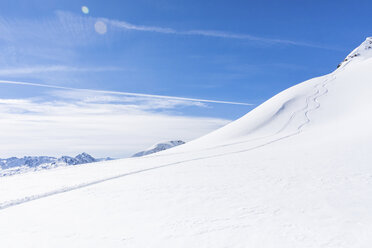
(81, 6, 89, 14)
(94, 21, 107, 34)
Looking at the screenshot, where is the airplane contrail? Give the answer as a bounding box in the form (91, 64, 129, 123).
(0, 80, 253, 106)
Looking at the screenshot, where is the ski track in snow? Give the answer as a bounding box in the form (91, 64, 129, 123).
(141, 73, 336, 158)
(0, 74, 335, 211)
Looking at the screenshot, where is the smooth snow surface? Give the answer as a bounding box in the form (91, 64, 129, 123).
(1, 39, 372, 247)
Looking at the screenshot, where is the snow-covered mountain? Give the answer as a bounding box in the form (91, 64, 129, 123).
(337, 37, 372, 68)
(0, 156, 56, 169)
(1, 38, 372, 247)
(0, 153, 112, 176)
(132, 140, 185, 157)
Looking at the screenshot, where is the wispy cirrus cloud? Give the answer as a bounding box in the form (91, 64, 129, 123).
(106, 15, 337, 50)
(0, 80, 253, 106)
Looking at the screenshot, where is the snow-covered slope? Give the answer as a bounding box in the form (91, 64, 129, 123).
(1, 39, 372, 248)
(132, 140, 185, 157)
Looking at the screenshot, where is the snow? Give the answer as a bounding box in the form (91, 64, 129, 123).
(1, 38, 372, 247)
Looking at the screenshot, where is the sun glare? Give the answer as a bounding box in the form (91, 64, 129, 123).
(94, 21, 107, 34)
(81, 6, 89, 14)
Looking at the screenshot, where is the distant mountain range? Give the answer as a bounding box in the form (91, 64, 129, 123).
(0, 153, 113, 177)
(1, 140, 186, 176)
(132, 140, 185, 157)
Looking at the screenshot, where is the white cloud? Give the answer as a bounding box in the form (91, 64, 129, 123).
(0, 92, 231, 158)
(49, 89, 210, 110)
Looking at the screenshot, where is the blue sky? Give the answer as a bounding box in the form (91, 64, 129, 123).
(0, 0, 370, 157)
